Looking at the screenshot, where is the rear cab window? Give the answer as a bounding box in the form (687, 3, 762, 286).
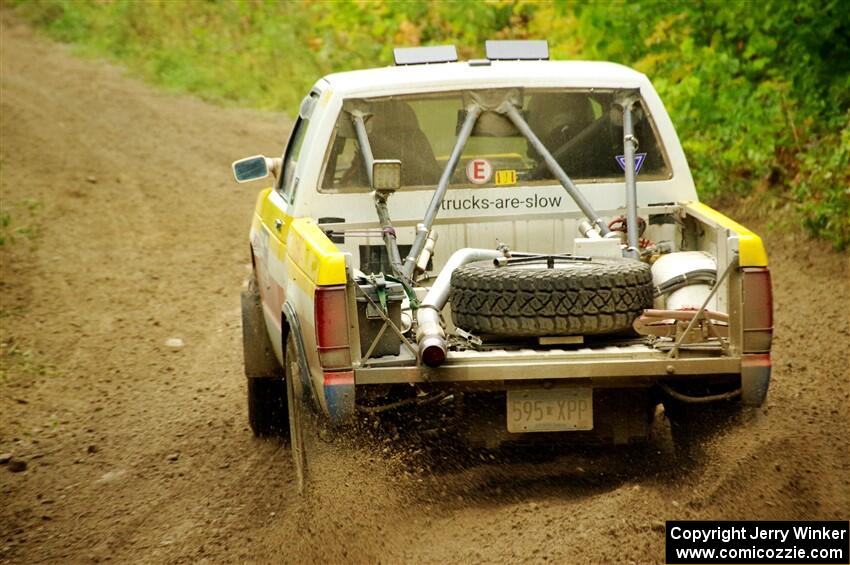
(319, 88, 671, 193)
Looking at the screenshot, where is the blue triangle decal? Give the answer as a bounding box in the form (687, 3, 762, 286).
(615, 153, 647, 174)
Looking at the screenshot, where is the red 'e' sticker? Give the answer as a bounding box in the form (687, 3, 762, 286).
(465, 158, 493, 184)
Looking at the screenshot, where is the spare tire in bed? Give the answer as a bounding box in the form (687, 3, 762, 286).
(449, 257, 653, 337)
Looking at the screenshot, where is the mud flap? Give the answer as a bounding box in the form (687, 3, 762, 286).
(740, 353, 771, 406)
(241, 286, 282, 379)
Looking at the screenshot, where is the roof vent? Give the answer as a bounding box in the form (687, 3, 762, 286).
(393, 45, 458, 66)
(485, 40, 549, 61)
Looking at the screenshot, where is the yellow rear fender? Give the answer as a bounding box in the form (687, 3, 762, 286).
(684, 201, 768, 267)
(283, 219, 349, 419)
(286, 218, 347, 287)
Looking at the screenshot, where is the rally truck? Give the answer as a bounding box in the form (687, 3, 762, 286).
(233, 41, 773, 491)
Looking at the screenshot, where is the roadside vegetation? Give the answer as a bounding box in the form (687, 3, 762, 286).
(11, 0, 849, 249)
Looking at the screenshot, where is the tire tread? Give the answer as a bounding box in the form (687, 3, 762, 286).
(450, 258, 653, 336)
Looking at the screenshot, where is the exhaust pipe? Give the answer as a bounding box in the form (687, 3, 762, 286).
(416, 248, 502, 367)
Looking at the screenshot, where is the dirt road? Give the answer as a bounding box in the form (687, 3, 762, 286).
(1, 15, 848, 564)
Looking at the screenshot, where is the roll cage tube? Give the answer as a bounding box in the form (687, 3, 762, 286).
(617, 91, 641, 259)
(402, 104, 482, 279)
(501, 103, 610, 237)
(351, 111, 375, 186)
(350, 111, 405, 278)
(372, 91, 635, 277)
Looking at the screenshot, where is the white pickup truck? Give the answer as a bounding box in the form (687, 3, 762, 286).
(233, 41, 773, 491)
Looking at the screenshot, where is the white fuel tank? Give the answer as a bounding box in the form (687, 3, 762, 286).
(651, 251, 718, 311)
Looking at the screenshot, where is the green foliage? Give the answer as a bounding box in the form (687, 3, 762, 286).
(11, 0, 850, 249)
(793, 114, 850, 250)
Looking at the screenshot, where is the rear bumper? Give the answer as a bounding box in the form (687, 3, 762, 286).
(355, 351, 741, 386)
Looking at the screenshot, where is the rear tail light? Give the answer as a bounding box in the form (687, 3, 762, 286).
(741, 267, 773, 353)
(315, 285, 351, 369)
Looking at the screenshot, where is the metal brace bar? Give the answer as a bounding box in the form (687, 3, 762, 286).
(619, 93, 641, 259)
(373, 191, 405, 278)
(494, 253, 592, 268)
(361, 320, 389, 363)
(353, 283, 420, 365)
(325, 229, 385, 238)
(503, 104, 610, 236)
(351, 111, 405, 278)
(351, 112, 375, 186)
(403, 104, 482, 278)
(667, 253, 738, 359)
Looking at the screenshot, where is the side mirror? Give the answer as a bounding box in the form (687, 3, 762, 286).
(232, 155, 282, 183)
(371, 159, 402, 193)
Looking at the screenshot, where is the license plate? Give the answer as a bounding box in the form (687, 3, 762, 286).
(507, 387, 593, 433)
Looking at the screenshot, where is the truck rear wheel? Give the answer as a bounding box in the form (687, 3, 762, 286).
(450, 257, 653, 337)
(286, 333, 313, 494)
(285, 333, 342, 496)
(242, 279, 288, 438)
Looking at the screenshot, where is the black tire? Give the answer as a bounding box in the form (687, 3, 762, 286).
(242, 278, 288, 437)
(286, 334, 342, 496)
(286, 333, 315, 494)
(450, 257, 653, 337)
